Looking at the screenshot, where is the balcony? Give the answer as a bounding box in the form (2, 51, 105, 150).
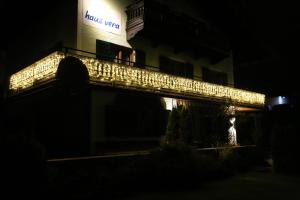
(9, 49, 265, 107)
(126, 0, 231, 63)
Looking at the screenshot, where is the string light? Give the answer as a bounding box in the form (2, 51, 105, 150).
(9, 52, 265, 106)
(80, 56, 265, 106)
(9, 52, 65, 91)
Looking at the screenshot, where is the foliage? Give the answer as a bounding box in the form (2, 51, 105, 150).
(163, 101, 235, 148)
(212, 102, 234, 146)
(162, 105, 193, 146)
(46, 145, 263, 198)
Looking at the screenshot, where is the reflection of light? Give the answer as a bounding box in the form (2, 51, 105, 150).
(274, 96, 288, 105)
(226, 106, 236, 115)
(229, 117, 236, 124)
(268, 96, 289, 110)
(278, 96, 284, 104)
(228, 117, 237, 145)
(163, 97, 177, 111)
(235, 106, 259, 112)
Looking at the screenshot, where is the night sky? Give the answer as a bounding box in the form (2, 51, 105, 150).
(199, 1, 300, 96)
(1, 0, 300, 96)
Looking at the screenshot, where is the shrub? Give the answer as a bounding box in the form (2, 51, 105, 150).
(163, 105, 193, 146)
(147, 144, 200, 190)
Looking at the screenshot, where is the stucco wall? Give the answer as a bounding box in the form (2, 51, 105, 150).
(129, 38, 234, 86)
(76, 0, 233, 85)
(77, 0, 132, 53)
(90, 89, 116, 152)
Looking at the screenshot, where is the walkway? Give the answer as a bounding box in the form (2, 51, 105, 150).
(126, 171, 300, 200)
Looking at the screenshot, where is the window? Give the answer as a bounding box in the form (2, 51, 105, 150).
(159, 56, 193, 78)
(96, 40, 146, 68)
(133, 49, 145, 68)
(202, 67, 228, 85)
(96, 40, 133, 65)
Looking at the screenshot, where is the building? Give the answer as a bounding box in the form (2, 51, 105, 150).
(5, 0, 265, 158)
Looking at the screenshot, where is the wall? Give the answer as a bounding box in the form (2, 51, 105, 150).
(215, 52, 234, 86)
(76, 0, 233, 85)
(90, 89, 116, 153)
(129, 38, 234, 86)
(77, 0, 132, 54)
(89, 88, 169, 153)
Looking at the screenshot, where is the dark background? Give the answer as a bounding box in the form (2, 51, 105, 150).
(198, 1, 300, 96)
(1, 0, 300, 96)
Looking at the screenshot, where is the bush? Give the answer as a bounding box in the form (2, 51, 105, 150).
(145, 144, 200, 190)
(46, 146, 263, 198)
(163, 105, 193, 146)
(218, 147, 240, 175)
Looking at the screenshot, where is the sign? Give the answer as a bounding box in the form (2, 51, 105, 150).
(83, 0, 121, 35)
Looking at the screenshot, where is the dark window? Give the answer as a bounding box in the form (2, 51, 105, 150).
(159, 56, 193, 78)
(96, 40, 133, 65)
(134, 49, 146, 68)
(96, 40, 116, 61)
(202, 67, 228, 85)
(104, 93, 169, 138)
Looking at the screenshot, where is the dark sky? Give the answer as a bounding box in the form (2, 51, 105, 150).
(198, 0, 300, 96)
(1, 0, 300, 96)
(0, 1, 62, 75)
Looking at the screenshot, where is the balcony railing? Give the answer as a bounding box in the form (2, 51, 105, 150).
(9, 49, 265, 107)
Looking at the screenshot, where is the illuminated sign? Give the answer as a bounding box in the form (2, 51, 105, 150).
(9, 52, 265, 107)
(83, 0, 121, 34)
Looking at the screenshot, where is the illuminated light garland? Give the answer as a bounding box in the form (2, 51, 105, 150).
(9, 52, 65, 91)
(78, 56, 265, 106)
(9, 52, 265, 106)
